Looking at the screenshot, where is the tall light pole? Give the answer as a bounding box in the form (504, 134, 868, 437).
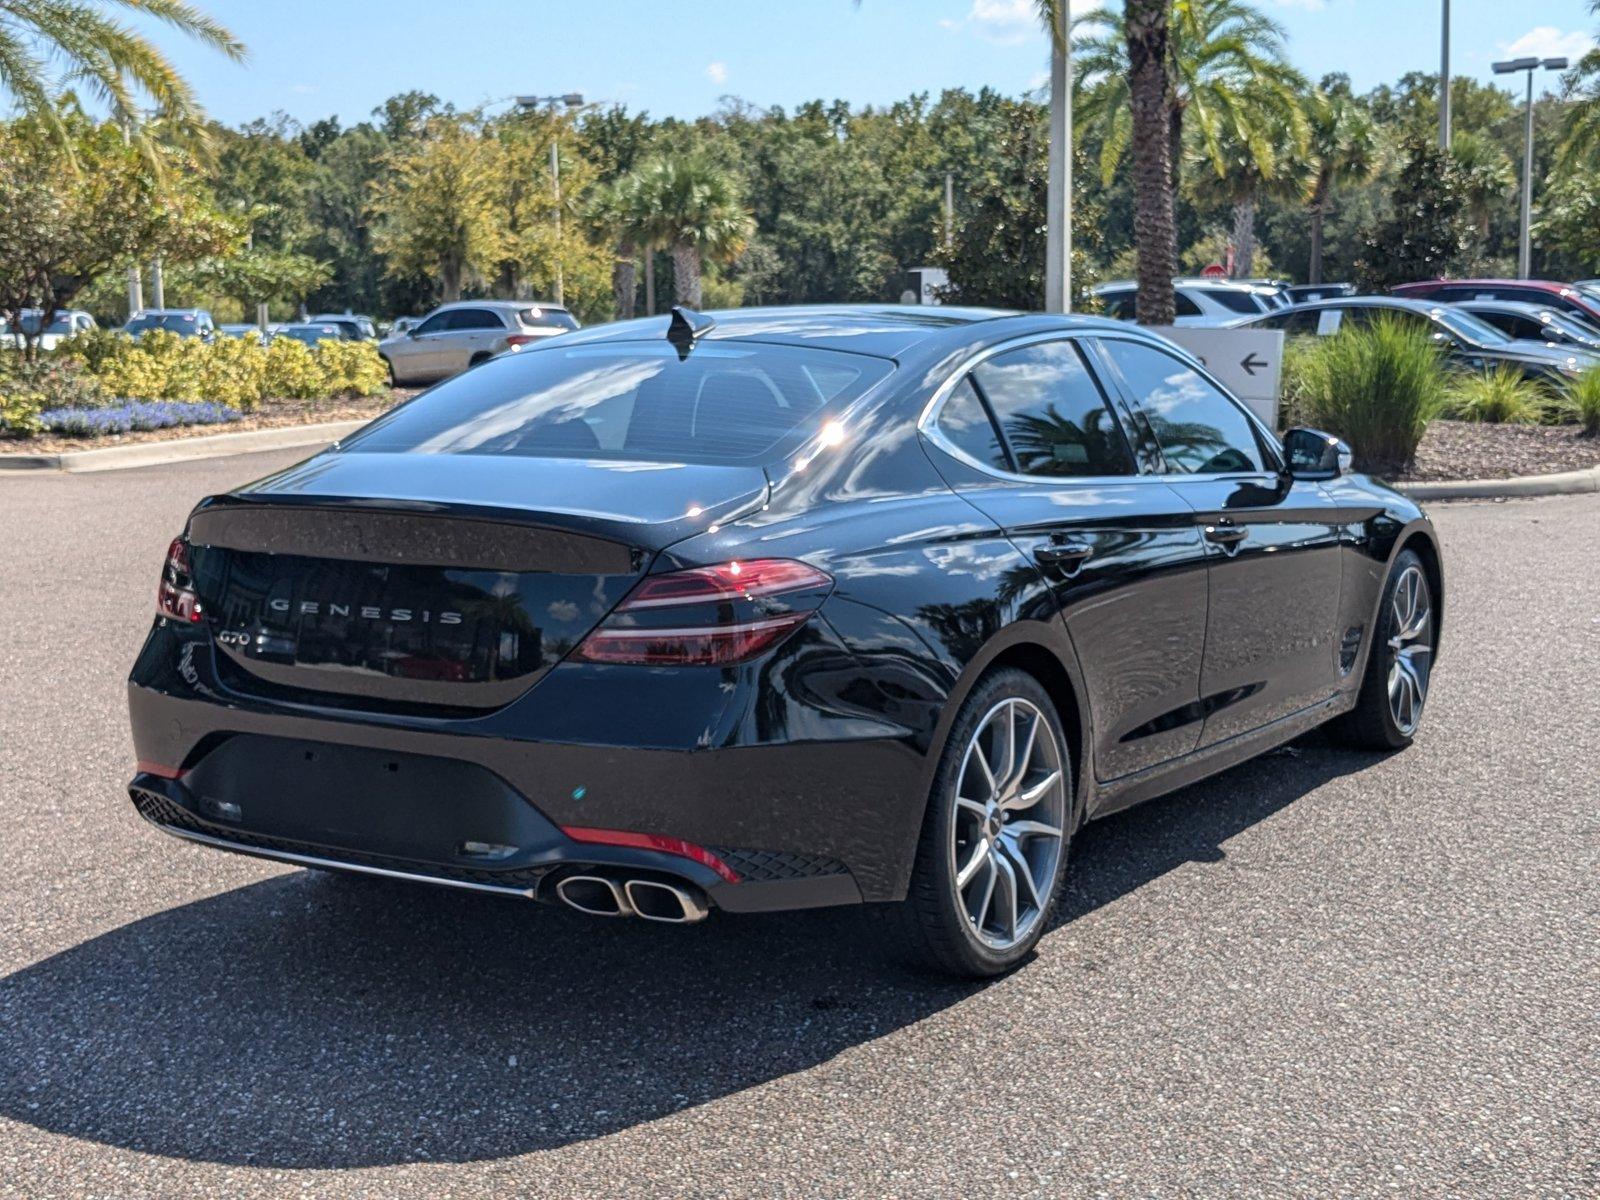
(1493, 56, 1567, 279)
(515, 92, 585, 305)
(1044, 0, 1073, 314)
(1439, 0, 1451, 149)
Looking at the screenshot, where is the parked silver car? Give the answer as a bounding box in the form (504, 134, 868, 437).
(0, 308, 97, 351)
(1092, 278, 1287, 326)
(378, 300, 578, 385)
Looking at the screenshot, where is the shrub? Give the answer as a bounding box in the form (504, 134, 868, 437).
(1562, 368, 1600, 436)
(0, 356, 109, 435)
(1444, 366, 1548, 424)
(264, 337, 324, 399)
(1280, 317, 1448, 474)
(37, 400, 241, 437)
(313, 339, 389, 397)
(59, 330, 393, 412)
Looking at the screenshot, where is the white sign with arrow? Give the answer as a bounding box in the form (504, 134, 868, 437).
(1146, 326, 1286, 429)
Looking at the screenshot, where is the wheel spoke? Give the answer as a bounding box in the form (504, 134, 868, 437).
(998, 837, 1043, 912)
(973, 858, 997, 931)
(968, 741, 997, 801)
(992, 852, 1019, 939)
(1006, 818, 1062, 840)
(994, 702, 1017, 791)
(955, 796, 988, 821)
(1012, 713, 1040, 790)
(955, 840, 988, 890)
(1007, 768, 1062, 811)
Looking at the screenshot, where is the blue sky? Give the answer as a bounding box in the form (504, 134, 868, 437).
(153, 0, 1597, 129)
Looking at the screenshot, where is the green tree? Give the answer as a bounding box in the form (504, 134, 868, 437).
(0, 111, 234, 354)
(1075, 0, 1308, 200)
(627, 155, 752, 307)
(369, 117, 502, 302)
(1449, 130, 1513, 241)
(0, 0, 244, 154)
(1355, 138, 1472, 290)
(1302, 85, 1378, 284)
(1557, 3, 1600, 169)
(934, 101, 1099, 310)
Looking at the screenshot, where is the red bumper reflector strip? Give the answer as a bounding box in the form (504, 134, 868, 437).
(135, 760, 184, 779)
(561, 825, 741, 884)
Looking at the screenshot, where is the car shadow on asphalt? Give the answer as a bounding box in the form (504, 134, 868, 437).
(0, 735, 1380, 1169)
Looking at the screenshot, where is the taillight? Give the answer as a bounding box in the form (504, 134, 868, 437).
(504, 333, 537, 348)
(572, 558, 832, 667)
(156, 536, 203, 622)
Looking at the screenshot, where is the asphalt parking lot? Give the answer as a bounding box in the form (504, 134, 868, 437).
(0, 451, 1596, 1198)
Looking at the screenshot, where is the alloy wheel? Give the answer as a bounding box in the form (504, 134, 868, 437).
(948, 697, 1067, 952)
(1386, 565, 1434, 737)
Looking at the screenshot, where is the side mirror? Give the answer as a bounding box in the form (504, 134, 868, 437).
(1283, 427, 1352, 480)
(407, 326, 421, 338)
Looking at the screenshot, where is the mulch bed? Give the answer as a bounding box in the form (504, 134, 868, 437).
(1393, 420, 1600, 482)
(2, 390, 418, 455)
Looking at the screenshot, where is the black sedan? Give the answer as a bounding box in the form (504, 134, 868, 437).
(127, 305, 1442, 977)
(1233, 295, 1594, 383)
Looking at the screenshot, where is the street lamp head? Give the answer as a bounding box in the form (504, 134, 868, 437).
(1542, 57, 1569, 71)
(562, 93, 585, 108)
(1492, 57, 1541, 74)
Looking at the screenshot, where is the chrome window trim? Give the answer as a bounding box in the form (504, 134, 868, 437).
(916, 330, 1154, 487)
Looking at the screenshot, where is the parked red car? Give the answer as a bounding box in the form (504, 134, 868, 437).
(1391, 279, 1600, 328)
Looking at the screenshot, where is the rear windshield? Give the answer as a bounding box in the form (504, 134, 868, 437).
(522, 307, 579, 330)
(126, 313, 200, 333)
(1201, 289, 1267, 315)
(344, 341, 894, 465)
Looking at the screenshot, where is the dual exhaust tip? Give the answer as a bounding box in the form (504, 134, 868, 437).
(555, 874, 709, 924)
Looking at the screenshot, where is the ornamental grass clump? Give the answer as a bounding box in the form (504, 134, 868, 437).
(1563, 367, 1600, 437)
(1444, 366, 1549, 424)
(1282, 317, 1448, 475)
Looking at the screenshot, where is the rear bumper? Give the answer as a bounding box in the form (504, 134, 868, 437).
(127, 762, 861, 914)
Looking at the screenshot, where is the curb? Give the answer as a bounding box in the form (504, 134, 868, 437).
(0, 419, 370, 475)
(1394, 464, 1600, 501)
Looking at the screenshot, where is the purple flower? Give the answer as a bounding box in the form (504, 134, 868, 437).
(38, 401, 242, 437)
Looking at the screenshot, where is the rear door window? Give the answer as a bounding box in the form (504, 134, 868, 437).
(970, 340, 1134, 478)
(445, 309, 504, 331)
(1199, 289, 1263, 315)
(344, 342, 894, 465)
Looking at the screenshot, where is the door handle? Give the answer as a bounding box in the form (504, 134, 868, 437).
(1036, 539, 1094, 571)
(1203, 522, 1248, 546)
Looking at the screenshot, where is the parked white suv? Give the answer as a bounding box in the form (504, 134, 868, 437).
(1092, 278, 1285, 326)
(379, 300, 578, 385)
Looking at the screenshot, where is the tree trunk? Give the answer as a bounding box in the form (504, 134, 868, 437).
(1169, 99, 1185, 200)
(1230, 197, 1257, 280)
(1125, 0, 1177, 325)
(613, 240, 638, 321)
(644, 251, 656, 315)
(1308, 177, 1330, 285)
(441, 258, 463, 303)
(671, 242, 702, 307)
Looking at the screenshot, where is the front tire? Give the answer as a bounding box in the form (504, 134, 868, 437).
(872, 669, 1072, 978)
(1337, 548, 1435, 750)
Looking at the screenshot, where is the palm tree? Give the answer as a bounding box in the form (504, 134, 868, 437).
(1124, 0, 1178, 325)
(1303, 87, 1378, 284)
(1075, 0, 1307, 200)
(1186, 97, 1301, 279)
(590, 175, 641, 320)
(1447, 129, 1513, 243)
(0, 1, 244, 151)
(1557, 2, 1600, 169)
(628, 155, 752, 309)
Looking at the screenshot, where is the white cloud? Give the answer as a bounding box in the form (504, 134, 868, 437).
(705, 61, 728, 84)
(290, 83, 317, 95)
(1502, 26, 1594, 63)
(943, 0, 1104, 45)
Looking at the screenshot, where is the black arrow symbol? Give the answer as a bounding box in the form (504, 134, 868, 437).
(1240, 352, 1268, 376)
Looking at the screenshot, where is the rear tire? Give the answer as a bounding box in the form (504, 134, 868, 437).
(1336, 548, 1435, 750)
(381, 356, 397, 388)
(870, 669, 1073, 978)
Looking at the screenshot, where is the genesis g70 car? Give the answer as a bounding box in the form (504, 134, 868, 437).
(128, 305, 1442, 976)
